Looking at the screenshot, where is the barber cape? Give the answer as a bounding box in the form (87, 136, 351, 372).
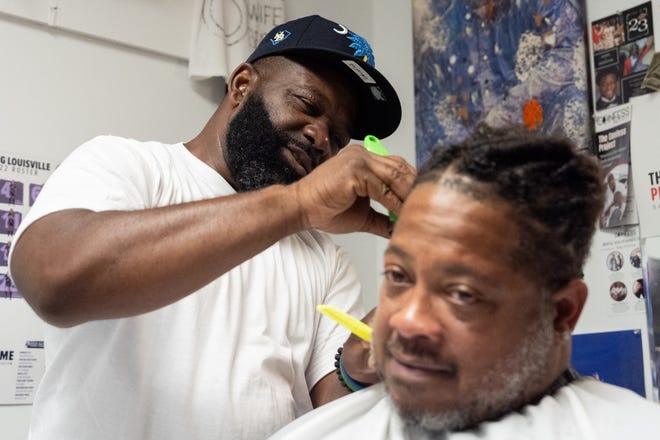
(270, 380, 660, 439)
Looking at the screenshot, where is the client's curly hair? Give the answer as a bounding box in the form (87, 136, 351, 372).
(415, 124, 606, 292)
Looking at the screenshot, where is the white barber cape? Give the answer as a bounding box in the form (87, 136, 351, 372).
(270, 380, 660, 439)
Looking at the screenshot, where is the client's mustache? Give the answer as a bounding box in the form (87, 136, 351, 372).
(386, 333, 458, 374)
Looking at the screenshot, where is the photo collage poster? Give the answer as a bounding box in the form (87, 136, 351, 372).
(590, 1, 655, 230)
(591, 2, 655, 110)
(0, 151, 54, 404)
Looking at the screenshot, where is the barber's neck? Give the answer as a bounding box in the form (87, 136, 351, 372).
(184, 104, 234, 184)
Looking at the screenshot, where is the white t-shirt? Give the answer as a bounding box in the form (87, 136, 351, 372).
(270, 380, 660, 439)
(11, 136, 364, 440)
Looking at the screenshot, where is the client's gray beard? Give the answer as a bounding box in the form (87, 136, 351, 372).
(390, 307, 556, 436)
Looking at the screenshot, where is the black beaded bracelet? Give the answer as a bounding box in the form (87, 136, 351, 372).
(334, 346, 370, 392)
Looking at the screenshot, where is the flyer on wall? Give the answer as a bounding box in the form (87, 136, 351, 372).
(577, 219, 651, 393)
(590, 1, 655, 111)
(593, 103, 638, 229)
(583, 225, 646, 317)
(577, 217, 654, 393)
(0, 151, 54, 405)
(630, 92, 660, 386)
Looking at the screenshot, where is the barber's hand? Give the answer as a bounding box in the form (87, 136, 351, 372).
(293, 144, 416, 238)
(339, 307, 380, 385)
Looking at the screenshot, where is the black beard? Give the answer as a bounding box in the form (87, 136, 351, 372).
(225, 93, 311, 192)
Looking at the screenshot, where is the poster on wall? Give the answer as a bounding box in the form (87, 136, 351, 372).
(572, 329, 646, 397)
(0, 151, 54, 404)
(590, 2, 654, 112)
(630, 92, 660, 385)
(630, 93, 660, 240)
(412, 0, 591, 166)
(593, 104, 638, 229)
(587, 3, 654, 231)
(583, 226, 646, 317)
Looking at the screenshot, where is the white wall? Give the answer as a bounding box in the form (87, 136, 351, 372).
(0, 0, 191, 58)
(0, 10, 221, 440)
(0, 16, 221, 159)
(0, 1, 416, 438)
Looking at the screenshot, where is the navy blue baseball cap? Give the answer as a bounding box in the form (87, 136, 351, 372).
(247, 15, 402, 140)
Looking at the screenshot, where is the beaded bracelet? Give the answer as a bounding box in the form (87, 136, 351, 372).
(334, 346, 370, 392)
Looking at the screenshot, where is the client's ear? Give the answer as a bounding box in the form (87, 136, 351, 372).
(551, 279, 588, 334)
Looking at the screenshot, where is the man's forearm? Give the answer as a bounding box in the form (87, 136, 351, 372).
(10, 184, 303, 327)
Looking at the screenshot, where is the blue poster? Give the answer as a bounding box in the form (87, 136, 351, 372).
(571, 329, 646, 397)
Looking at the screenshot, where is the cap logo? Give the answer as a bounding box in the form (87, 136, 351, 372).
(270, 30, 291, 46)
(333, 24, 348, 35)
(347, 33, 375, 67)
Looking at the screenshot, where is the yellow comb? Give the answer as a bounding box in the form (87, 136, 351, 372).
(316, 304, 373, 342)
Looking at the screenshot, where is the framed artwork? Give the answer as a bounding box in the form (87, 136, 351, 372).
(412, 0, 591, 166)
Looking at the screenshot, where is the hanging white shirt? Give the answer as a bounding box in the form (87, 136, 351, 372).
(189, 0, 286, 80)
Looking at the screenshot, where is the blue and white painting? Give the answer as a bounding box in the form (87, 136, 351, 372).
(412, 0, 591, 166)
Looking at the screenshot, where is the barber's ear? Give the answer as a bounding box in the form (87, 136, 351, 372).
(227, 63, 256, 106)
(551, 279, 588, 334)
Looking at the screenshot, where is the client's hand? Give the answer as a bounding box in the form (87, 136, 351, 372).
(340, 307, 380, 386)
